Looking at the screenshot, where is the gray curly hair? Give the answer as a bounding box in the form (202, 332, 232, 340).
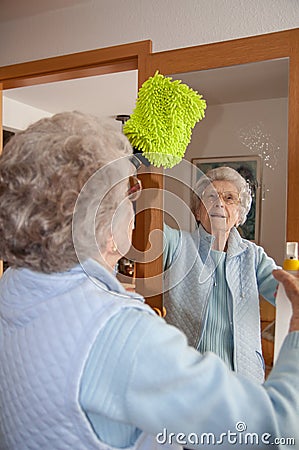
(0, 111, 133, 273)
(191, 166, 252, 226)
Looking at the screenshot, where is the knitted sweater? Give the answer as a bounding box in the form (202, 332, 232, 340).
(197, 249, 234, 369)
(163, 224, 277, 383)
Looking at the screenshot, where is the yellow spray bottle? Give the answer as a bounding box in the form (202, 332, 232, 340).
(274, 242, 299, 361)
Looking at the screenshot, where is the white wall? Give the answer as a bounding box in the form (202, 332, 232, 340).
(0, 0, 298, 66)
(165, 97, 288, 264)
(3, 97, 52, 131)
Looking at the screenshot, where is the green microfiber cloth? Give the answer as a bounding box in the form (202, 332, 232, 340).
(123, 71, 207, 168)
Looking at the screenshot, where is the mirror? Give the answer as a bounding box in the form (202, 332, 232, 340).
(162, 59, 289, 375)
(164, 59, 289, 264)
(142, 29, 298, 377)
(144, 28, 299, 244)
(138, 33, 298, 268)
(1, 31, 298, 303)
(0, 32, 298, 373)
(0, 31, 298, 311)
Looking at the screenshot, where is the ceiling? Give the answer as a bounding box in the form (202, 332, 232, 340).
(170, 58, 289, 105)
(0, 0, 91, 22)
(4, 70, 139, 120)
(3, 58, 289, 124)
(0, 0, 290, 126)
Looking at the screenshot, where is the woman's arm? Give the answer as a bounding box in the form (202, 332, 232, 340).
(273, 269, 299, 332)
(163, 223, 181, 270)
(256, 245, 279, 305)
(81, 305, 299, 449)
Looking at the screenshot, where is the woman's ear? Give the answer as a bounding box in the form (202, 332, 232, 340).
(235, 210, 242, 227)
(195, 203, 203, 222)
(195, 209, 201, 222)
(106, 235, 118, 255)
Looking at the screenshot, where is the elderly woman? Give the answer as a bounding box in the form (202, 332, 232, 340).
(0, 112, 298, 450)
(164, 166, 278, 383)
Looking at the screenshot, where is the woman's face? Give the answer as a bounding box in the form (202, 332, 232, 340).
(111, 197, 135, 257)
(196, 180, 241, 235)
(111, 175, 141, 257)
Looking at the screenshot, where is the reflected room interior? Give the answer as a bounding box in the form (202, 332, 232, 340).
(0, 50, 292, 376)
(163, 58, 289, 376)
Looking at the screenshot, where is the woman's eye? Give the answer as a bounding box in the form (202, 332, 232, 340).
(208, 193, 217, 199)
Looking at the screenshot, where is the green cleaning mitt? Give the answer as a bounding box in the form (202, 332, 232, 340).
(123, 71, 207, 168)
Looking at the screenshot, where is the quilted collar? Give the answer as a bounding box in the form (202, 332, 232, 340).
(0, 259, 143, 308)
(195, 224, 249, 259)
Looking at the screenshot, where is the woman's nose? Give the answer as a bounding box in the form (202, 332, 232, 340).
(214, 195, 225, 207)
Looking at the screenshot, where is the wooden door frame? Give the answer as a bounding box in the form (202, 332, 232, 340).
(0, 40, 151, 89)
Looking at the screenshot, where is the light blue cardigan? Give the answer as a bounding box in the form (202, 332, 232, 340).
(163, 224, 278, 383)
(0, 259, 298, 449)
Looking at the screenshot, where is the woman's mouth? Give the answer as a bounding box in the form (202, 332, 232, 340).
(210, 214, 226, 219)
